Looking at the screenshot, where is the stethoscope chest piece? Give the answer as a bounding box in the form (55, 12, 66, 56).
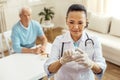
(85, 33, 94, 54)
(85, 39, 94, 47)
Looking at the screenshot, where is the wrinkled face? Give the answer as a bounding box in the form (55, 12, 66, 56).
(20, 9, 31, 24)
(66, 11, 86, 38)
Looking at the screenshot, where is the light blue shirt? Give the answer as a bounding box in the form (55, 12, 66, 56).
(11, 20, 44, 53)
(73, 39, 80, 49)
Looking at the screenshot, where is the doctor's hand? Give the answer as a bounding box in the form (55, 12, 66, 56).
(60, 50, 74, 65)
(73, 48, 94, 68)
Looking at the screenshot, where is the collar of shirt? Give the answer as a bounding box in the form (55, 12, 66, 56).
(19, 21, 30, 30)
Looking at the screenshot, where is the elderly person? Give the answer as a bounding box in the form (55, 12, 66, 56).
(11, 6, 47, 54)
(44, 4, 106, 80)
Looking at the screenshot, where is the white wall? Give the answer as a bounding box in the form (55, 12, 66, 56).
(4, 0, 90, 30)
(46, 0, 83, 29)
(87, 0, 97, 13)
(4, 0, 48, 30)
(31, 0, 84, 29)
(4, 0, 28, 30)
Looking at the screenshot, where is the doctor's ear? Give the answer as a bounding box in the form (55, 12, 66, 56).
(85, 19, 89, 28)
(84, 21, 89, 28)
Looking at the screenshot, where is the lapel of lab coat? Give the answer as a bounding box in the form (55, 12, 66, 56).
(78, 31, 87, 51)
(61, 31, 74, 50)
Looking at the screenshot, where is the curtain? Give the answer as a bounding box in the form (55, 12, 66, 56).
(87, 0, 108, 14)
(94, 0, 120, 17)
(105, 0, 120, 17)
(0, 5, 7, 33)
(81, 0, 88, 7)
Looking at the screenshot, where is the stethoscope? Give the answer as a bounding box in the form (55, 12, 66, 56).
(60, 33, 94, 57)
(85, 33, 94, 47)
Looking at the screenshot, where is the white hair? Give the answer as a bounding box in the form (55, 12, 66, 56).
(19, 6, 32, 15)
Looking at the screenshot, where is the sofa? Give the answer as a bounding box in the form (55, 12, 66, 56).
(86, 12, 120, 66)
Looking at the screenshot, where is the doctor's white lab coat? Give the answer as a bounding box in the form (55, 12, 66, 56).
(44, 31, 106, 80)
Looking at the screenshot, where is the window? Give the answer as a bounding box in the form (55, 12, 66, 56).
(28, 0, 45, 5)
(29, 0, 40, 2)
(106, 0, 120, 17)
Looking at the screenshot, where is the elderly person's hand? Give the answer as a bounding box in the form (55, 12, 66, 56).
(60, 49, 74, 64)
(33, 47, 41, 54)
(39, 45, 46, 53)
(73, 48, 94, 68)
(34, 45, 46, 55)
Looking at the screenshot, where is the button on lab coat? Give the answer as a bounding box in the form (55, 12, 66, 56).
(44, 31, 106, 80)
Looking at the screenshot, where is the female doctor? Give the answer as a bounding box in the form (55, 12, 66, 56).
(44, 4, 106, 80)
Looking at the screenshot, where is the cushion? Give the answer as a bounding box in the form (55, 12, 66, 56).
(88, 13, 111, 33)
(109, 17, 120, 37)
(86, 29, 120, 50)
